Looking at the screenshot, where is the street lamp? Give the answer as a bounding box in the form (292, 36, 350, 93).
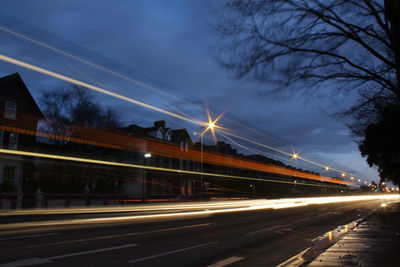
(200, 121, 216, 198)
(200, 126, 205, 198)
(250, 184, 256, 194)
(143, 153, 151, 202)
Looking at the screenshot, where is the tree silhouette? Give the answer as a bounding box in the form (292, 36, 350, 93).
(215, 0, 399, 120)
(38, 85, 121, 194)
(359, 105, 400, 185)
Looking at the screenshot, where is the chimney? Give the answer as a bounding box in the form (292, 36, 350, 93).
(154, 120, 166, 128)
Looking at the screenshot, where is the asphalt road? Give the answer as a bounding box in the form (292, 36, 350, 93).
(0, 200, 384, 267)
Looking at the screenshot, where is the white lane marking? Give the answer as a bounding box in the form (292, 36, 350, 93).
(48, 244, 137, 260)
(129, 241, 218, 263)
(313, 212, 333, 218)
(0, 244, 137, 267)
(0, 232, 59, 241)
(245, 224, 287, 236)
(208, 256, 245, 267)
(292, 217, 311, 224)
(16, 223, 210, 249)
(0, 257, 51, 267)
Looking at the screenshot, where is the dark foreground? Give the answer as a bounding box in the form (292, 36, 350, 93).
(0, 200, 389, 267)
(307, 201, 400, 267)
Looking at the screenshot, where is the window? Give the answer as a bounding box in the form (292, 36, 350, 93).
(3, 166, 16, 184)
(4, 101, 17, 119)
(157, 129, 163, 139)
(9, 132, 18, 150)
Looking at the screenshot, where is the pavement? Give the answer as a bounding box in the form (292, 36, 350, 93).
(279, 200, 400, 267)
(306, 201, 400, 267)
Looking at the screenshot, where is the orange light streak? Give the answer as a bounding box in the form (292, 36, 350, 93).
(0, 53, 365, 183)
(0, 117, 353, 186)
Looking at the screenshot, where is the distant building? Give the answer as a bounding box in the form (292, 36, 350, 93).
(0, 73, 44, 194)
(118, 121, 198, 197)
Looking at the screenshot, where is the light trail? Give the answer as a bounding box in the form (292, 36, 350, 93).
(218, 131, 292, 163)
(0, 53, 367, 184)
(0, 195, 398, 229)
(218, 128, 298, 157)
(0, 25, 198, 108)
(0, 148, 351, 189)
(217, 128, 368, 183)
(0, 54, 205, 127)
(0, 124, 352, 186)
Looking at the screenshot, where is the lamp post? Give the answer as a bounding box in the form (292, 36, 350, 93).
(200, 126, 205, 198)
(143, 153, 152, 202)
(199, 121, 216, 199)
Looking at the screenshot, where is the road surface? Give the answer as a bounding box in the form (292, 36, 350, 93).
(0, 199, 388, 267)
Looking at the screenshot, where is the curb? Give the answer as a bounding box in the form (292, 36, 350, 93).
(277, 205, 380, 267)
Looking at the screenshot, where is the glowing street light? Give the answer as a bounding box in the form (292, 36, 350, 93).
(350, 176, 354, 180)
(207, 121, 215, 128)
(358, 179, 361, 182)
(143, 153, 152, 202)
(341, 172, 346, 177)
(324, 166, 330, 171)
(200, 119, 218, 198)
(291, 152, 299, 160)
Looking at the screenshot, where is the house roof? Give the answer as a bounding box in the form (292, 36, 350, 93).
(0, 72, 44, 119)
(171, 129, 193, 144)
(116, 124, 149, 138)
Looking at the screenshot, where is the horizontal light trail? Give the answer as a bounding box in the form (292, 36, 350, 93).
(0, 54, 366, 184)
(0, 123, 352, 186)
(0, 148, 351, 190)
(0, 54, 204, 126)
(218, 128, 367, 182)
(0, 195, 398, 230)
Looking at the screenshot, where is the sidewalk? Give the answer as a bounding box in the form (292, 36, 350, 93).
(307, 201, 400, 267)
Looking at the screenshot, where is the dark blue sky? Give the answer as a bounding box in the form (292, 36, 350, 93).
(0, 0, 378, 182)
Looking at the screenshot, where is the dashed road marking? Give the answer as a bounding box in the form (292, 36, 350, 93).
(245, 223, 292, 236)
(0, 257, 51, 267)
(208, 256, 245, 267)
(0, 244, 137, 267)
(13, 223, 210, 249)
(129, 241, 218, 263)
(48, 243, 137, 260)
(292, 217, 311, 224)
(0, 232, 59, 241)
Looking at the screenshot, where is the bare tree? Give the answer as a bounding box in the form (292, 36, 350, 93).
(39, 86, 121, 194)
(215, 0, 400, 122)
(40, 85, 120, 145)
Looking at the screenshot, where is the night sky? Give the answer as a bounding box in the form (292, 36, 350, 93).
(0, 0, 379, 183)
